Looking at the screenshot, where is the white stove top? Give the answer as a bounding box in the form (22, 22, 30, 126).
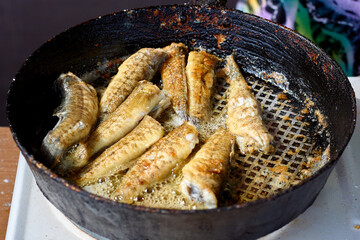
(5, 77, 360, 240)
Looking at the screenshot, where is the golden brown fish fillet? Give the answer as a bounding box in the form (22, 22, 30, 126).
(113, 121, 199, 203)
(180, 128, 233, 209)
(59, 81, 165, 173)
(160, 43, 188, 120)
(73, 116, 164, 187)
(186, 51, 219, 121)
(225, 55, 274, 154)
(41, 72, 98, 166)
(99, 48, 168, 119)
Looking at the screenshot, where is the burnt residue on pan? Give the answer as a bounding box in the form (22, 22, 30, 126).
(6, 4, 356, 240)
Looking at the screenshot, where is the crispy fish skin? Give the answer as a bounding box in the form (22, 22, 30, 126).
(60, 80, 164, 172)
(225, 55, 274, 154)
(113, 121, 199, 203)
(99, 48, 168, 118)
(73, 116, 164, 187)
(41, 72, 98, 165)
(186, 51, 219, 121)
(160, 43, 188, 120)
(180, 128, 233, 209)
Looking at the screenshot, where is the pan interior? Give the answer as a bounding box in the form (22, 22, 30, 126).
(5, 6, 354, 240)
(223, 75, 329, 205)
(77, 56, 330, 210)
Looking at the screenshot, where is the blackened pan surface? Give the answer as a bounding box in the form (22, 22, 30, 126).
(7, 5, 356, 240)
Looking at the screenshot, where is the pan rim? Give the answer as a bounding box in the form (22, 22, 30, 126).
(6, 3, 357, 215)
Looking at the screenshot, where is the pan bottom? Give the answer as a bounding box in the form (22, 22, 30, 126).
(75, 56, 331, 209)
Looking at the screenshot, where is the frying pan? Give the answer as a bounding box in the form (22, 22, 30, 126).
(6, 0, 356, 239)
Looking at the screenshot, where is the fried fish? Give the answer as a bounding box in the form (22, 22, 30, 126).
(186, 51, 219, 122)
(161, 43, 188, 120)
(59, 80, 165, 173)
(73, 116, 164, 187)
(225, 55, 274, 154)
(41, 72, 98, 166)
(99, 48, 168, 119)
(180, 128, 233, 208)
(113, 121, 199, 203)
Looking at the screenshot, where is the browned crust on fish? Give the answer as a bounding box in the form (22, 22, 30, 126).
(41, 72, 98, 165)
(73, 116, 164, 187)
(113, 122, 199, 203)
(59, 81, 165, 172)
(99, 48, 168, 119)
(161, 43, 188, 120)
(186, 51, 219, 121)
(180, 128, 233, 208)
(225, 55, 274, 154)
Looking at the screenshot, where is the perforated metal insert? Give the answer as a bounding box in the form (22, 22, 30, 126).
(79, 57, 328, 208)
(212, 75, 321, 204)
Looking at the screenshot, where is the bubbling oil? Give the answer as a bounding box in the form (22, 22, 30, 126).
(82, 107, 228, 210)
(74, 57, 330, 209)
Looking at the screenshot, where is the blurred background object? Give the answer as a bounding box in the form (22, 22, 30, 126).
(236, 0, 360, 77)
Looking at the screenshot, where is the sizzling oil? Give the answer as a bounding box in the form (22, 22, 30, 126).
(82, 107, 228, 210)
(75, 58, 331, 209)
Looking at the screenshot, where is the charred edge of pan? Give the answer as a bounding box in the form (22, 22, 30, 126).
(156, 7, 233, 36)
(7, 5, 355, 222)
